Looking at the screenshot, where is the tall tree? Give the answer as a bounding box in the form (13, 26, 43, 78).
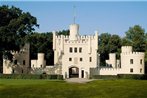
(0, 5, 38, 51)
(124, 25, 146, 52)
(24, 30, 69, 65)
(99, 33, 121, 66)
(0, 5, 38, 73)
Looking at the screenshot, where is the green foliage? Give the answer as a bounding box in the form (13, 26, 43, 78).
(117, 74, 147, 80)
(99, 33, 121, 66)
(0, 5, 38, 51)
(124, 25, 146, 52)
(24, 30, 69, 65)
(90, 75, 117, 80)
(0, 5, 38, 73)
(91, 74, 147, 80)
(24, 32, 53, 64)
(0, 74, 63, 79)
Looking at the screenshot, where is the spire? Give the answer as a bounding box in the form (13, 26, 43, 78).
(73, 5, 76, 24)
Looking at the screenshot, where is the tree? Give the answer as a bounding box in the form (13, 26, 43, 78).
(124, 25, 146, 52)
(123, 25, 147, 73)
(0, 5, 38, 73)
(0, 5, 39, 51)
(99, 33, 121, 66)
(24, 30, 69, 65)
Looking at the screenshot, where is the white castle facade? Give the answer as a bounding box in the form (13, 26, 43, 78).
(3, 23, 145, 78)
(53, 24, 99, 78)
(99, 46, 145, 75)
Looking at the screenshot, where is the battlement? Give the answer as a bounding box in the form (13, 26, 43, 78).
(99, 67, 122, 75)
(121, 46, 132, 53)
(10, 51, 19, 55)
(55, 35, 96, 40)
(121, 52, 144, 56)
(100, 67, 121, 71)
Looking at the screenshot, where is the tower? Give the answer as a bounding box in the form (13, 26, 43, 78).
(69, 5, 79, 41)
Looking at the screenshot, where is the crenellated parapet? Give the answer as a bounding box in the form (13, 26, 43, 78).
(121, 46, 132, 53)
(100, 67, 121, 71)
(99, 67, 122, 75)
(121, 52, 144, 56)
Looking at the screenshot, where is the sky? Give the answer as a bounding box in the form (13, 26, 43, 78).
(0, 1, 147, 36)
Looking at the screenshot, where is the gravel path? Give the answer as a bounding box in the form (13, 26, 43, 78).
(65, 78, 95, 83)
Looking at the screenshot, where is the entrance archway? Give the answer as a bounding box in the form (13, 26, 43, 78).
(69, 67, 79, 78)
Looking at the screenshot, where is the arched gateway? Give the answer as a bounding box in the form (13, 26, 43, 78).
(69, 67, 79, 78)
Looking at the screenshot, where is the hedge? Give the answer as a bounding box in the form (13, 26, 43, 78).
(117, 74, 147, 80)
(0, 74, 63, 80)
(91, 74, 147, 80)
(90, 75, 118, 79)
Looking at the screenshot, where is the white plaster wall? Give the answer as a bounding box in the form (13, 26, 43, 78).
(37, 53, 46, 68)
(3, 59, 12, 74)
(106, 53, 116, 68)
(121, 46, 132, 53)
(31, 60, 37, 68)
(61, 34, 98, 78)
(69, 24, 79, 40)
(99, 68, 122, 75)
(31, 53, 46, 68)
(121, 52, 144, 74)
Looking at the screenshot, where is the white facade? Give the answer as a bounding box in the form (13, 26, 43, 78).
(3, 43, 30, 74)
(3, 24, 145, 78)
(103, 46, 145, 75)
(31, 53, 46, 68)
(53, 23, 99, 78)
(120, 46, 144, 74)
(3, 59, 12, 74)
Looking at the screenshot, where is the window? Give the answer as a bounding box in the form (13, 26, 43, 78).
(69, 58, 72, 61)
(130, 59, 133, 64)
(14, 60, 17, 64)
(23, 60, 25, 65)
(12, 69, 14, 74)
(69, 47, 72, 53)
(79, 47, 82, 53)
(80, 58, 83, 61)
(74, 48, 77, 53)
(140, 59, 143, 64)
(22, 69, 23, 73)
(130, 68, 133, 73)
(140, 68, 142, 73)
(89, 57, 92, 62)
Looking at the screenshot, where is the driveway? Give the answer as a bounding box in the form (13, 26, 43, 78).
(65, 78, 95, 83)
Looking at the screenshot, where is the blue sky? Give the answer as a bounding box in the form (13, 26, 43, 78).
(1, 1, 147, 36)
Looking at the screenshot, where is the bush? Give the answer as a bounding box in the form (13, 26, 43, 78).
(0, 74, 63, 80)
(117, 74, 147, 80)
(90, 74, 147, 80)
(91, 75, 118, 79)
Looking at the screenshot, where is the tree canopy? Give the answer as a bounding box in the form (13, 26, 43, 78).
(99, 33, 121, 66)
(0, 5, 39, 51)
(123, 25, 146, 52)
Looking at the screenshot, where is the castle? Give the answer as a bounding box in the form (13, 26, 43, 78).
(3, 23, 145, 79)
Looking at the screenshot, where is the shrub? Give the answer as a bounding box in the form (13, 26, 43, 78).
(91, 75, 118, 79)
(0, 74, 63, 80)
(117, 74, 147, 80)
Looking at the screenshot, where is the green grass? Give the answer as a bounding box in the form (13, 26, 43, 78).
(0, 79, 147, 98)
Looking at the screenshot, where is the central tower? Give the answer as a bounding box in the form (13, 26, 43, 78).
(69, 6, 79, 41)
(69, 24, 79, 40)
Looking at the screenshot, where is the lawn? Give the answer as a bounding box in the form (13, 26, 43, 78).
(0, 79, 147, 98)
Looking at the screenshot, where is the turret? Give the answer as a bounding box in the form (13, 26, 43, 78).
(121, 46, 132, 53)
(69, 24, 79, 40)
